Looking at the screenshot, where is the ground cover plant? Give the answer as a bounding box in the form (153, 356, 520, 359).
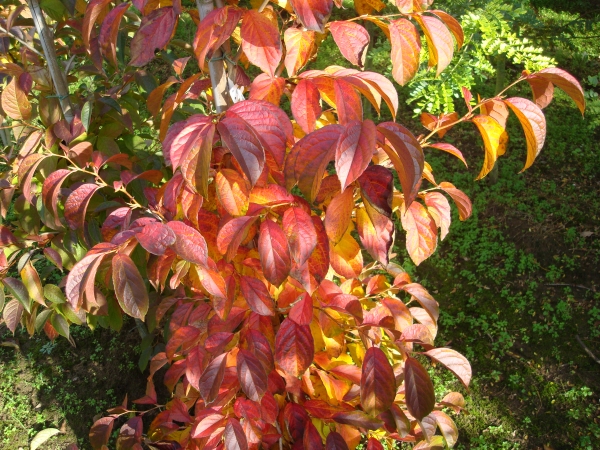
(0, 0, 590, 448)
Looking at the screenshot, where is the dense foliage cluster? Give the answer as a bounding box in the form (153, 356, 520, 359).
(0, 0, 585, 448)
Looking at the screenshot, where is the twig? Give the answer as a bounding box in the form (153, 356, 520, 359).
(576, 335, 600, 366)
(545, 283, 595, 292)
(0, 25, 44, 57)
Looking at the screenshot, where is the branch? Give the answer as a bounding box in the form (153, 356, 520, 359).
(0, 25, 44, 57)
(576, 335, 600, 366)
(26, 0, 74, 124)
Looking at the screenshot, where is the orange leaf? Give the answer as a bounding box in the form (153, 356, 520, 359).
(533, 67, 585, 114)
(241, 10, 282, 77)
(389, 18, 421, 86)
(284, 27, 315, 77)
(504, 97, 547, 171)
(249, 74, 285, 105)
(400, 200, 437, 266)
(438, 181, 472, 221)
(414, 14, 454, 76)
(329, 21, 370, 68)
(471, 115, 508, 180)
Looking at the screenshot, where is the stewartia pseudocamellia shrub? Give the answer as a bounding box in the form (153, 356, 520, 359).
(0, 0, 585, 448)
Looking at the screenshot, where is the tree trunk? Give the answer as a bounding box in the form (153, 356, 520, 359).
(27, 0, 74, 124)
(196, 0, 231, 113)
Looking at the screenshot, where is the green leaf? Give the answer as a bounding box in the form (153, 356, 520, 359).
(44, 284, 66, 304)
(30, 428, 61, 450)
(81, 100, 93, 132)
(35, 309, 53, 332)
(4, 277, 31, 313)
(51, 312, 70, 339)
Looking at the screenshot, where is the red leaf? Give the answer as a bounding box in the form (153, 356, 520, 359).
(237, 348, 268, 401)
(162, 114, 211, 169)
(258, 220, 291, 286)
(356, 206, 393, 265)
(0, 225, 19, 246)
(289, 292, 313, 325)
(325, 432, 349, 450)
(180, 123, 216, 197)
(112, 253, 149, 320)
(98, 3, 129, 67)
(116, 416, 143, 449)
(249, 74, 285, 105)
(241, 10, 282, 77)
(42, 169, 71, 228)
(240, 276, 275, 316)
(166, 221, 208, 267)
(504, 97, 547, 171)
(166, 326, 201, 359)
(284, 27, 315, 77)
(136, 222, 176, 255)
(367, 437, 384, 450)
(335, 120, 376, 192)
(218, 116, 266, 187)
(400, 201, 438, 266)
(289, 0, 333, 32)
(246, 329, 275, 373)
(89, 416, 115, 450)
(285, 124, 343, 202)
(217, 215, 259, 262)
(130, 7, 178, 67)
(303, 420, 323, 449)
(192, 413, 227, 438)
(333, 79, 363, 125)
(199, 353, 228, 404)
(325, 188, 354, 245)
(424, 347, 472, 388)
(352, 71, 399, 120)
(292, 79, 321, 134)
(304, 400, 353, 419)
(389, 18, 421, 86)
(360, 347, 396, 416)
(226, 100, 293, 171)
(224, 417, 248, 450)
(275, 318, 314, 377)
(377, 122, 424, 208)
(64, 184, 101, 230)
(307, 216, 330, 284)
(329, 21, 370, 68)
(358, 165, 393, 217)
(404, 356, 435, 421)
(438, 182, 471, 221)
(65, 245, 115, 310)
(193, 6, 242, 71)
(82, 0, 113, 52)
(283, 207, 317, 266)
(332, 410, 383, 430)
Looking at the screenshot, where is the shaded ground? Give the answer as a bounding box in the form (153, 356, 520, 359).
(0, 322, 145, 449)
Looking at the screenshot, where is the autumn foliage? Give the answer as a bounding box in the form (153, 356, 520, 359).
(0, 0, 586, 448)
